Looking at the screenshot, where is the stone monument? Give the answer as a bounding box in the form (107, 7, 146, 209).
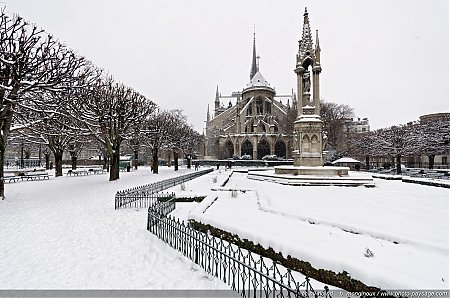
(252, 8, 374, 186)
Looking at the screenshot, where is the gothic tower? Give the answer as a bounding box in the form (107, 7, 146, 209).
(293, 8, 324, 167)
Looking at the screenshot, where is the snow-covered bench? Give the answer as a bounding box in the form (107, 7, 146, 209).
(88, 168, 106, 174)
(2, 176, 22, 183)
(424, 172, 445, 179)
(66, 169, 89, 176)
(23, 173, 50, 181)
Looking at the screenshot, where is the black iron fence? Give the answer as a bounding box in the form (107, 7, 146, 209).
(147, 201, 332, 298)
(5, 158, 41, 169)
(115, 192, 175, 209)
(115, 168, 214, 209)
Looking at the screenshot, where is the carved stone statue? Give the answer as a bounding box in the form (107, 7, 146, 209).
(302, 71, 311, 93)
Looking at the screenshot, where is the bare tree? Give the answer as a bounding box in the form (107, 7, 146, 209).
(75, 77, 155, 181)
(346, 131, 380, 170)
(142, 109, 175, 174)
(17, 102, 88, 177)
(68, 139, 87, 170)
(375, 124, 417, 174)
(320, 101, 355, 153)
(0, 11, 84, 198)
(178, 124, 202, 169)
(414, 117, 450, 169)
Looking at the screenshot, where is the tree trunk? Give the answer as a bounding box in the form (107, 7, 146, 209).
(134, 150, 138, 170)
(45, 154, 50, 170)
(54, 150, 64, 177)
(0, 145, 5, 200)
(174, 151, 178, 171)
(109, 147, 120, 181)
(428, 154, 435, 169)
(396, 154, 402, 175)
(152, 147, 159, 174)
(365, 156, 370, 170)
(167, 151, 172, 167)
(71, 156, 77, 170)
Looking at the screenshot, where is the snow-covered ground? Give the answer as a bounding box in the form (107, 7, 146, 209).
(0, 167, 227, 289)
(1, 166, 448, 291)
(168, 169, 449, 290)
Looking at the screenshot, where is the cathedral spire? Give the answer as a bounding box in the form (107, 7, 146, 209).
(315, 29, 321, 63)
(207, 104, 210, 122)
(214, 85, 220, 111)
(250, 27, 258, 80)
(299, 7, 313, 57)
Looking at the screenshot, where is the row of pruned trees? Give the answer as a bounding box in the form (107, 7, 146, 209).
(0, 10, 201, 199)
(347, 115, 450, 173)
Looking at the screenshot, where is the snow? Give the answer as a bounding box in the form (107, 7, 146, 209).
(1, 165, 448, 291)
(332, 157, 362, 164)
(0, 167, 227, 289)
(168, 170, 449, 290)
(245, 71, 272, 88)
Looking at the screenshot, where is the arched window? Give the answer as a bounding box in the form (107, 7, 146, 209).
(302, 135, 310, 152)
(265, 102, 271, 114)
(275, 141, 286, 158)
(241, 140, 253, 157)
(247, 104, 252, 116)
(256, 98, 263, 114)
(257, 139, 270, 159)
(224, 140, 234, 158)
(311, 134, 320, 152)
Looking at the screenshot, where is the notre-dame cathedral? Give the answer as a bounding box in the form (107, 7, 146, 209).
(204, 24, 302, 160)
(205, 9, 321, 160)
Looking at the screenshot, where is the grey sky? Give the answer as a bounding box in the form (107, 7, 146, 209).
(4, 0, 449, 133)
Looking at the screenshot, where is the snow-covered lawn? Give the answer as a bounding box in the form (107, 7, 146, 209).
(172, 169, 449, 290)
(1, 166, 448, 290)
(0, 167, 227, 289)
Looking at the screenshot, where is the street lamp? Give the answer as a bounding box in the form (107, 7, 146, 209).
(20, 138, 24, 169)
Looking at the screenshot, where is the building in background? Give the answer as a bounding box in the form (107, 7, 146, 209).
(205, 33, 295, 160)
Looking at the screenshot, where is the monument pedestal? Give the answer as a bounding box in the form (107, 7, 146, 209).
(274, 165, 349, 176)
(249, 167, 374, 187)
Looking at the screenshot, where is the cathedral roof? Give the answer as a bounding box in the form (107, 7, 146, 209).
(245, 71, 272, 89)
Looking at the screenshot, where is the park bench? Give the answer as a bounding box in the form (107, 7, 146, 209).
(88, 168, 106, 174)
(424, 172, 444, 179)
(66, 169, 89, 176)
(440, 173, 450, 180)
(23, 172, 50, 181)
(408, 170, 426, 178)
(2, 176, 22, 183)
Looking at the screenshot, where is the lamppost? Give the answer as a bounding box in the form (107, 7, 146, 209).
(38, 144, 42, 168)
(20, 138, 24, 169)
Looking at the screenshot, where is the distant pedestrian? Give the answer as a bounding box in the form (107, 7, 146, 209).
(194, 162, 199, 171)
(227, 160, 232, 169)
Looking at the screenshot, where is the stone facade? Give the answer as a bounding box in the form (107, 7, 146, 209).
(205, 33, 295, 160)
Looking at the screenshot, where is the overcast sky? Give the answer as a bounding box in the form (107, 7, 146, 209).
(4, 0, 449, 132)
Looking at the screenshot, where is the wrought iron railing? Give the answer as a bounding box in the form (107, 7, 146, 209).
(5, 158, 41, 169)
(115, 192, 175, 209)
(147, 202, 332, 298)
(115, 168, 213, 209)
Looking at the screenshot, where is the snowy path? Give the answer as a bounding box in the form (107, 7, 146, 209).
(0, 167, 227, 289)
